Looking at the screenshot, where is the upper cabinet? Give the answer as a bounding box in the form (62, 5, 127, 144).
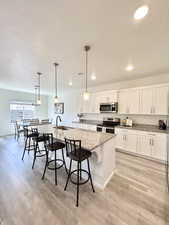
(140, 86, 169, 115)
(98, 90, 118, 103)
(119, 85, 169, 115)
(78, 90, 118, 114)
(78, 84, 169, 115)
(118, 89, 140, 114)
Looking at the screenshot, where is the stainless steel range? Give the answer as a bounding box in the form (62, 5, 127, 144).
(96, 118, 120, 134)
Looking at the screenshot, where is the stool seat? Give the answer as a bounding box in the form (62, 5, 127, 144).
(32, 135, 45, 142)
(47, 142, 65, 151)
(68, 149, 91, 162)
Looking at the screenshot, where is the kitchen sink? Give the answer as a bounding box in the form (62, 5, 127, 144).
(53, 126, 69, 130)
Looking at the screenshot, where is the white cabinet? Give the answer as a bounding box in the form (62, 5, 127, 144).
(140, 86, 169, 115)
(150, 133, 167, 161)
(118, 89, 140, 114)
(137, 133, 153, 156)
(153, 86, 169, 115)
(115, 128, 167, 162)
(140, 88, 153, 114)
(115, 128, 137, 153)
(78, 90, 118, 114)
(118, 85, 169, 115)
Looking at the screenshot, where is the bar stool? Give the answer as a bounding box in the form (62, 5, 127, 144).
(32, 134, 47, 169)
(22, 128, 39, 160)
(64, 138, 95, 207)
(42, 133, 67, 185)
(14, 121, 24, 141)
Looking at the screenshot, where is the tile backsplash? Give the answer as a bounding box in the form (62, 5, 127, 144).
(81, 113, 169, 126)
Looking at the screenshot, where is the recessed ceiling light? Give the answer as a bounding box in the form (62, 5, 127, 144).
(68, 81, 72, 86)
(134, 5, 149, 20)
(91, 73, 96, 80)
(126, 65, 134, 71)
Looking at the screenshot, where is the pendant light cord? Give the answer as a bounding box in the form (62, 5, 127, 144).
(37, 72, 42, 101)
(84, 45, 90, 92)
(85, 50, 88, 92)
(54, 63, 59, 98)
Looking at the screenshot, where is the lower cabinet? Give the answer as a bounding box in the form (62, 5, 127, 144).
(115, 129, 137, 153)
(115, 128, 167, 162)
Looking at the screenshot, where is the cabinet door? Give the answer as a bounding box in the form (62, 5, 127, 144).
(126, 133, 138, 153)
(106, 91, 118, 102)
(128, 89, 140, 114)
(115, 129, 126, 149)
(151, 134, 167, 161)
(153, 86, 169, 115)
(140, 88, 153, 114)
(138, 134, 152, 156)
(118, 91, 128, 114)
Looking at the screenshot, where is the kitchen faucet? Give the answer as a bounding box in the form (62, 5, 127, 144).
(56, 115, 62, 127)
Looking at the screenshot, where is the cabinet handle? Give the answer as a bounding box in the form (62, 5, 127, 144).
(149, 139, 151, 145)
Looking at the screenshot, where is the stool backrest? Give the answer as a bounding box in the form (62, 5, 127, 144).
(23, 127, 29, 137)
(64, 138, 82, 158)
(23, 127, 39, 138)
(43, 133, 54, 148)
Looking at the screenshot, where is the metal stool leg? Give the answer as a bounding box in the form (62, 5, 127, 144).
(32, 142, 38, 169)
(87, 158, 95, 193)
(64, 159, 72, 191)
(76, 161, 80, 207)
(55, 150, 57, 185)
(80, 162, 82, 180)
(42, 151, 48, 180)
(22, 138, 27, 160)
(28, 137, 31, 154)
(62, 149, 68, 174)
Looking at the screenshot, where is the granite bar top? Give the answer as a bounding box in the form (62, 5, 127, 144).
(116, 124, 169, 134)
(34, 124, 114, 151)
(72, 120, 101, 126)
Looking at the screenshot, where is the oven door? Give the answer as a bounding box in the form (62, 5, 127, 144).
(105, 128, 114, 134)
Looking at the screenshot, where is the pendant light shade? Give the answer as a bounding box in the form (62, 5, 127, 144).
(83, 45, 90, 101)
(54, 63, 59, 103)
(37, 72, 42, 105)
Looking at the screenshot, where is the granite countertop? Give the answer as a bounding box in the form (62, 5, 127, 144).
(72, 120, 101, 126)
(36, 124, 114, 151)
(116, 124, 169, 134)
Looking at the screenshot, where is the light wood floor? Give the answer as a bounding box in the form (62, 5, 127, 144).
(0, 136, 169, 225)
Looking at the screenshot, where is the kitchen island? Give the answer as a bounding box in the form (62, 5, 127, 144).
(34, 124, 116, 190)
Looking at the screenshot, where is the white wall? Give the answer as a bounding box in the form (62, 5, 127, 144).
(48, 89, 81, 126)
(0, 88, 48, 136)
(48, 73, 169, 127)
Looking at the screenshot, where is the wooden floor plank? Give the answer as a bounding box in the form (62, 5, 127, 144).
(0, 136, 169, 225)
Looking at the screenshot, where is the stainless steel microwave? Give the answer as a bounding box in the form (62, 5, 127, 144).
(99, 103, 118, 113)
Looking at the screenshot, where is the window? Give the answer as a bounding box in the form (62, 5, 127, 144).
(10, 102, 35, 122)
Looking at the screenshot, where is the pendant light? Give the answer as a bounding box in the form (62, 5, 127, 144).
(33, 85, 38, 106)
(37, 72, 42, 105)
(54, 62, 59, 103)
(83, 45, 90, 101)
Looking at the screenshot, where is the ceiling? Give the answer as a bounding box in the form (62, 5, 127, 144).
(0, 0, 169, 94)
